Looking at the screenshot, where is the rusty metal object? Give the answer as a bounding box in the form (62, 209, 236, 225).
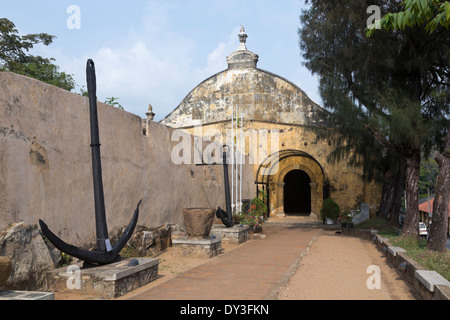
(183, 208, 215, 238)
(39, 59, 141, 265)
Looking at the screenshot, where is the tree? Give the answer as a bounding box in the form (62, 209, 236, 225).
(311, 75, 405, 226)
(428, 129, 450, 251)
(299, 0, 449, 237)
(368, 0, 449, 252)
(419, 158, 439, 197)
(0, 17, 75, 91)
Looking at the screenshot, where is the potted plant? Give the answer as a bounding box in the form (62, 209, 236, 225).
(339, 211, 353, 228)
(242, 214, 264, 233)
(320, 198, 340, 224)
(241, 191, 267, 232)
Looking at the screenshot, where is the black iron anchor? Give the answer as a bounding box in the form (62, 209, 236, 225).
(197, 145, 234, 228)
(39, 59, 141, 265)
(215, 146, 234, 227)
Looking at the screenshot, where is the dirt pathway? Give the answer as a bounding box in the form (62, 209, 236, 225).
(278, 230, 421, 300)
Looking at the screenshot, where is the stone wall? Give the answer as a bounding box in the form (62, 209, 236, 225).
(0, 72, 254, 249)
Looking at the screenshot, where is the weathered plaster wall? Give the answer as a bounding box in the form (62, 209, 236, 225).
(161, 68, 329, 128)
(0, 72, 254, 248)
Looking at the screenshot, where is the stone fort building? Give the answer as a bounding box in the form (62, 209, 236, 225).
(0, 27, 382, 253)
(160, 27, 381, 218)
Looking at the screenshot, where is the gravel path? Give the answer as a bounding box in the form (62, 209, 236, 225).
(278, 230, 421, 300)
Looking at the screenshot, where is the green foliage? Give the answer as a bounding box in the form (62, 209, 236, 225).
(234, 190, 267, 226)
(391, 235, 450, 281)
(354, 216, 397, 232)
(300, 0, 450, 156)
(104, 97, 124, 110)
(367, 0, 450, 36)
(241, 214, 265, 227)
(249, 190, 267, 217)
(419, 158, 439, 195)
(59, 252, 73, 267)
(0, 17, 75, 91)
(338, 211, 353, 223)
(320, 198, 340, 220)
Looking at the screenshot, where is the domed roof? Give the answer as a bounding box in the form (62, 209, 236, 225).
(161, 26, 328, 128)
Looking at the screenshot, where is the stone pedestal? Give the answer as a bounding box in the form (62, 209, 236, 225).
(45, 257, 159, 299)
(210, 225, 249, 244)
(172, 237, 222, 258)
(0, 290, 54, 300)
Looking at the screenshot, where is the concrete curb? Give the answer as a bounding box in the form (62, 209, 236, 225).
(344, 228, 450, 300)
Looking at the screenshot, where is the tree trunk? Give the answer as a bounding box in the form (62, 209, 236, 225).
(427, 129, 450, 252)
(401, 150, 421, 236)
(377, 165, 405, 227)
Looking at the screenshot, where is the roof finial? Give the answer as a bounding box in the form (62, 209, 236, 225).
(146, 104, 155, 121)
(238, 25, 248, 51)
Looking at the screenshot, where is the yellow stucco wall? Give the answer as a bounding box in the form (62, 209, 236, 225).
(181, 121, 382, 219)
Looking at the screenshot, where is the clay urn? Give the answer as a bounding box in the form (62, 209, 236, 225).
(0, 256, 12, 287)
(183, 208, 216, 238)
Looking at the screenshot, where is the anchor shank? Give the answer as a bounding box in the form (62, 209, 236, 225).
(222, 147, 232, 221)
(87, 59, 109, 252)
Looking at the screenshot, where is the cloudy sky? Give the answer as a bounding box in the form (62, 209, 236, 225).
(1, 0, 321, 121)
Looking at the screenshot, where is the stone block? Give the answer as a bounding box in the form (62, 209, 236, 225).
(387, 246, 406, 257)
(172, 237, 222, 258)
(434, 285, 450, 300)
(352, 203, 369, 224)
(210, 225, 249, 244)
(45, 257, 159, 299)
(415, 270, 450, 292)
(0, 290, 54, 300)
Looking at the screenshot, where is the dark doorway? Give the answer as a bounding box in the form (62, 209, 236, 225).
(283, 170, 311, 215)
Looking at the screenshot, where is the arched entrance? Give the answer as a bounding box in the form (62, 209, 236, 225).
(283, 170, 311, 215)
(255, 149, 330, 218)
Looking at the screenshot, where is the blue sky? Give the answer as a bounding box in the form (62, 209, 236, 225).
(1, 0, 321, 121)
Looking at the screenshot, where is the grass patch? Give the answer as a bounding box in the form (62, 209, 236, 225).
(354, 216, 398, 236)
(390, 235, 450, 282)
(354, 217, 450, 282)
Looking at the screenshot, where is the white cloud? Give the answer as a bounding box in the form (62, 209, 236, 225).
(193, 26, 240, 80)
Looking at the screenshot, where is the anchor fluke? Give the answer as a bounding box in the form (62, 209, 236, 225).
(39, 200, 141, 265)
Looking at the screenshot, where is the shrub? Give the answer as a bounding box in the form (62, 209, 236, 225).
(320, 198, 340, 220)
